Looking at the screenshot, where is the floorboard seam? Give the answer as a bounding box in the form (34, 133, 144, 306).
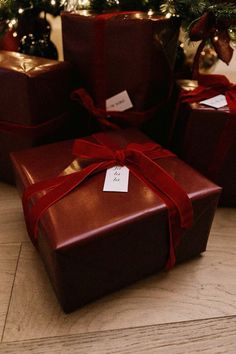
(1, 314, 236, 345)
(0, 242, 27, 246)
(1, 243, 23, 343)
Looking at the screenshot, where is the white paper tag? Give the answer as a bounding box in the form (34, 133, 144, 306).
(103, 166, 129, 192)
(106, 90, 133, 112)
(200, 94, 227, 109)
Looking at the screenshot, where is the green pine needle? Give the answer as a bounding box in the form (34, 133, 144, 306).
(209, 3, 236, 20)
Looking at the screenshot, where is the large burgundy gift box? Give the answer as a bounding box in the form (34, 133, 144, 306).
(61, 11, 180, 130)
(0, 50, 74, 184)
(172, 75, 236, 206)
(11, 129, 221, 313)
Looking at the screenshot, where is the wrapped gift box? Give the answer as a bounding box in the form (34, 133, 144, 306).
(0, 50, 74, 183)
(172, 79, 236, 206)
(11, 129, 221, 313)
(61, 11, 180, 130)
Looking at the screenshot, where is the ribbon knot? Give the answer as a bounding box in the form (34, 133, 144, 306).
(114, 149, 126, 166)
(71, 88, 166, 130)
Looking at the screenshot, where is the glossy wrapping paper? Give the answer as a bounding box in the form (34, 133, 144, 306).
(11, 129, 221, 312)
(61, 11, 180, 129)
(173, 79, 236, 206)
(0, 50, 73, 183)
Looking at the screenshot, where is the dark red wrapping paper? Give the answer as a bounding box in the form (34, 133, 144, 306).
(61, 11, 180, 130)
(0, 50, 73, 183)
(11, 129, 221, 313)
(172, 79, 236, 206)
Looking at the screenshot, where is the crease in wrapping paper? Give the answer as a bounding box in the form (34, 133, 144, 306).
(22, 133, 194, 269)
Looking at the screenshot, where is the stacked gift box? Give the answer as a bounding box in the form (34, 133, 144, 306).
(1, 6, 235, 312)
(61, 11, 180, 134)
(171, 75, 236, 207)
(11, 129, 221, 312)
(0, 50, 76, 183)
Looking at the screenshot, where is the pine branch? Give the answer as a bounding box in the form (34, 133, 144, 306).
(209, 3, 236, 21)
(172, 0, 236, 25)
(173, 0, 210, 27)
(0, 0, 14, 21)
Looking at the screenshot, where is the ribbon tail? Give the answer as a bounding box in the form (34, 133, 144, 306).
(131, 153, 193, 229)
(165, 225, 176, 270)
(130, 165, 183, 270)
(129, 152, 193, 269)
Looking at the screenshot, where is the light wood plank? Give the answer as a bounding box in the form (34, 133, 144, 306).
(3, 228, 236, 342)
(1, 316, 236, 354)
(0, 183, 28, 244)
(0, 244, 21, 339)
(211, 208, 236, 235)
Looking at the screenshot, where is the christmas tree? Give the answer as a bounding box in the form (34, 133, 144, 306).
(0, 0, 65, 58)
(1, 0, 236, 64)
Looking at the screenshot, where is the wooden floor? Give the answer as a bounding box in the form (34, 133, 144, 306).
(0, 182, 236, 353)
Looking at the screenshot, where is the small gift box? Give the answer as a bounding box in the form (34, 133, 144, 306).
(0, 50, 74, 183)
(61, 11, 180, 130)
(172, 74, 236, 206)
(11, 129, 221, 312)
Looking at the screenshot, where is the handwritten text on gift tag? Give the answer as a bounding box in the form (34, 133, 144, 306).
(103, 166, 129, 192)
(106, 90, 133, 112)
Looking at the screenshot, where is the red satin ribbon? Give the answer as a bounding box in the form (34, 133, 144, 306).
(0, 112, 69, 138)
(181, 74, 236, 179)
(181, 75, 236, 113)
(71, 88, 162, 129)
(22, 134, 193, 269)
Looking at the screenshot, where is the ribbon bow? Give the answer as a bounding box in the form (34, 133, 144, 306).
(181, 74, 236, 114)
(22, 134, 193, 269)
(190, 12, 234, 65)
(189, 12, 234, 79)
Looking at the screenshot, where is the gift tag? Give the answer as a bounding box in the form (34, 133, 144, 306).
(106, 90, 133, 112)
(103, 166, 129, 192)
(200, 94, 227, 109)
